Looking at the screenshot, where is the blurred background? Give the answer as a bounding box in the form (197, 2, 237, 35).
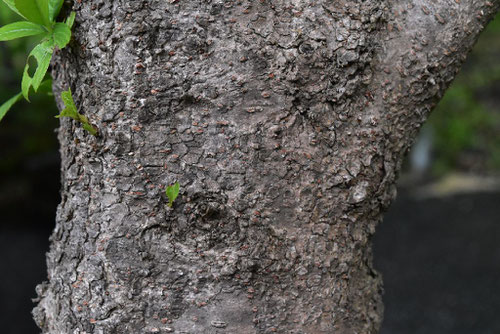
(374, 14, 500, 334)
(0, 2, 498, 333)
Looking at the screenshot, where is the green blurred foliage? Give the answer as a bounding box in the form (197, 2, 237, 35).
(0, 1, 58, 173)
(428, 14, 500, 175)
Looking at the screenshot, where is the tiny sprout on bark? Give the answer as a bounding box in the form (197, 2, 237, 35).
(166, 182, 180, 207)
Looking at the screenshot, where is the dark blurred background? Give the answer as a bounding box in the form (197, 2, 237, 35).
(0, 3, 61, 334)
(0, 2, 499, 333)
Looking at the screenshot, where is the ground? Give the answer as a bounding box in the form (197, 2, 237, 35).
(374, 188, 500, 334)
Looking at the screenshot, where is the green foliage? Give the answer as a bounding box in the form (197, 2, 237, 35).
(48, 0, 63, 22)
(0, 0, 59, 170)
(52, 21, 70, 47)
(14, 0, 51, 26)
(0, 92, 22, 122)
(165, 182, 180, 208)
(429, 87, 496, 174)
(0, 76, 50, 122)
(64, 10, 74, 28)
(2, 0, 23, 18)
(21, 39, 54, 100)
(0, 0, 95, 134)
(56, 88, 97, 136)
(0, 21, 46, 40)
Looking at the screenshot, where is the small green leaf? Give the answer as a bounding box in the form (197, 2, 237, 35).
(0, 92, 22, 123)
(52, 22, 70, 48)
(65, 11, 75, 29)
(14, 0, 49, 27)
(166, 182, 180, 207)
(55, 106, 76, 118)
(60, 88, 76, 109)
(2, 0, 25, 18)
(56, 88, 78, 119)
(48, 0, 62, 21)
(57, 88, 98, 136)
(21, 66, 32, 101)
(22, 40, 54, 100)
(0, 21, 45, 41)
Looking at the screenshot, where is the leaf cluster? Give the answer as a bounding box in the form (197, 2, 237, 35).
(0, 1, 94, 135)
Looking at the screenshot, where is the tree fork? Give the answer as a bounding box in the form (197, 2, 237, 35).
(33, 1, 499, 333)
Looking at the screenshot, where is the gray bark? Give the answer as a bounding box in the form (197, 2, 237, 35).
(33, 0, 499, 333)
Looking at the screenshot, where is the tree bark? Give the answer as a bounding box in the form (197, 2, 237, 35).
(33, 1, 499, 333)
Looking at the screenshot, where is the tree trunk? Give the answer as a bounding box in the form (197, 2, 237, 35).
(33, 1, 499, 333)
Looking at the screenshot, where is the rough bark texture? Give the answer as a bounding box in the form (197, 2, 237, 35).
(33, 1, 499, 333)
